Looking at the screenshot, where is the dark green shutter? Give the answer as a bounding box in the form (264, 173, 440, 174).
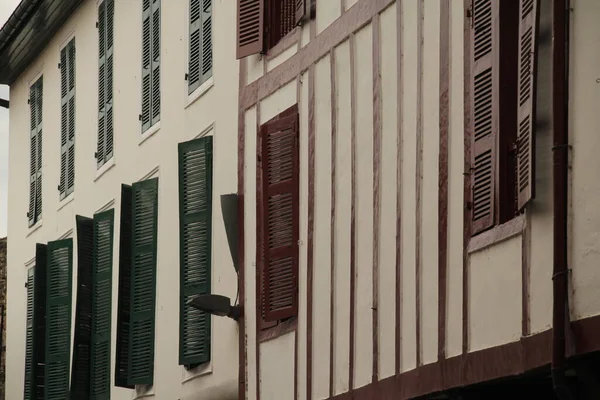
(97, 0, 114, 168)
(24, 268, 35, 400)
(128, 178, 159, 385)
(178, 136, 212, 366)
(142, 0, 160, 132)
(32, 244, 48, 400)
(45, 239, 73, 400)
(91, 210, 114, 399)
(188, 0, 211, 94)
(60, 39, 76, 199)
(29, 78, 43, 226)
(70, 216, 93, 399)
(115, 185, 134, 389)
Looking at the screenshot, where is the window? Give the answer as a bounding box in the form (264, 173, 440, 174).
(178, 136, 213, 367)
(469, 0, 539, 235)
(97, 0, 114, 168)
(28, 76, 43, 227)
(25, 240, 73, 400)
(59, 38, 76, 200)
(142, 0, 161, 131)
(71, 211, 114, 398)
(188, 0, 212, 94)
(258, 105, 299, 328)
(115, 178, 159, 387)
(236, 0, 308, 59)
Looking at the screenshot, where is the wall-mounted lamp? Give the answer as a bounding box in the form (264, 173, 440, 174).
(187, 294, 243, 321)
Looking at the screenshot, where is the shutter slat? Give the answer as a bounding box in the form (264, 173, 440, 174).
(260, 110, 299, 322)
(236, 0, 264, 59)
(141, 5, 152, 132)
(128, 178, 159, 385)
(151, 0, 161, 125)
(178, 136, 212, 366)
(188, 0, 202, 93)
(91, 210, 114, 399)
(200, 0, 212, 85)
(61, 39, 76, 198)
(32, 244, 48, 400)
(516, 0, 539, 210)
(115, 185, 134, 389)
(45, 239, 73, 400)
(470, 0, 497, 235)
(97, 1, 107, 168)
(295, 0, 305, 25)
(70, 216, 93, 399)
(23, 268, 35, 400)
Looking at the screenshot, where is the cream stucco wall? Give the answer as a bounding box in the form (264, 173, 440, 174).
(6, 0, 240, 399)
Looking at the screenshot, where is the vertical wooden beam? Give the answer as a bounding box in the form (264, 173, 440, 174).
(348, 32, 357, 391)
(329, 49, 337, 398)
(415, 0, 424, 368)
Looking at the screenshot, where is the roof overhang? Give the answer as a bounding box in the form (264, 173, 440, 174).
(0, 0, 83, 86)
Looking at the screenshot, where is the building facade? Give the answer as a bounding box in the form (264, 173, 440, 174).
(4, 0, 600, 399)
(2, 0, 240, 399)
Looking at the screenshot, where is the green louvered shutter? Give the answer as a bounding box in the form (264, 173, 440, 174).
(90, 210, 114, 399)
(32, 244, 48, 400)
(97, 0, 114, 168)
(24, 267, 35, 400)
(28, 78, 43, 226)
(70, 216, 93, 400)
(142, 0, 161, 132)
(188, 0, 212, 94)
(115, 185, 134, 388)
(45, 239, 73, 400)
(178, 136, 212, 366)
(128, 178, 159, 385)
(60, 39, 76, 199)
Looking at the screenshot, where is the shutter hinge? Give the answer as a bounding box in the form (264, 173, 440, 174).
(26, 212, 30, 218)
(58, 63, 61, 69)
(185, 73, 189, 81)
(25, 281, 28, 288)
(27, 99, 30, 104)
(139, 114, 143, 121)
(94, 152, 98, 159)
(466, 201, 473, 211)
(96, 21, 99, 28)
(57, 184, 62, 192)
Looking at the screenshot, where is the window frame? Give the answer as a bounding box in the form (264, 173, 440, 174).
(59, 37, 76, 201)
(28, 75, 43, 228)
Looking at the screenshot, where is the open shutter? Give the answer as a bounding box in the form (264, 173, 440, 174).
(105, 0, 114, 162)
(151, 0, 161, 125)
(60, 47, 68, 199)
(260, 111, 299, 322)
(97, 1, 106, 168)
(91, 210, 114, 399)
(45, 239, 73, 400)
(24, 268, 35, 400)
(295, 0, 305, 25)
(115, 185, 134, 388)
(141, 0, 152, 132)
(236, 0, 264, 59)
(178, 137, 212, 366)
(470, 0, 497, 235)
(32, 244, 48, 400)
(128, 178, 159, 385)
(67, 40, 76, 196)
(35, 79, 43, 223)
(516, 0, 539, 210)
(70, 216, 93, 400)
(29, 83, 37, 226)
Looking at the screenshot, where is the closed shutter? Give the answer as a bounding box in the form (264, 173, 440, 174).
(45, 239, 73, 400)
(128, 178, 159, 385)
(470, 0, 497, 235)
(60, 39, 76, 199)
(23, 267, 35, 400)
(142, 0, 161, 131)
(97, 0, 114, 168)
(260, 111, 299, 322)
(188, 0, 212, 93)
(178, 136, 212, 366)
(91, 210, 114, 399)
(115, 185, 134, 389)
(70, 216, 93, 400)
(32, 244, 48, 400)
(516, 0, 539, 210)
(295, 0, 305, 25)
(28, 78, 43, 227)
(236, 0, 264, 59)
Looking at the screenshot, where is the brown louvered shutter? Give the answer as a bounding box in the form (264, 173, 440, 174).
(236, 0, 264, 59)
(295, 0, 305, 25)
(260, 109, 299, 322)
(470, 0, 498, 235)
(516, 0, 539, 210)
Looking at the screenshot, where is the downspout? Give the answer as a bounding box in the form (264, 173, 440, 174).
(551, 0, 573, 399)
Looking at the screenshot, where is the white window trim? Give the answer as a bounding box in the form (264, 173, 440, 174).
(94, 157, 116, 182)
(96, 198, 115, 214)
(139, 121, 161, 146)
(58, 193, 75, 211)
(185, 76, 214, 109)
(182, 361, 213, 383)
(26, 220, 43, 237)
(58, 228, 74, 240)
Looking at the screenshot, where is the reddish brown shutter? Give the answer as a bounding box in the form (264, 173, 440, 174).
(516, 0, 539, 210)
(471, 0, 498, 235)
(260, 110, 299, 322)
(236, 0, 264, 59)
(295, 0, 305, 26)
